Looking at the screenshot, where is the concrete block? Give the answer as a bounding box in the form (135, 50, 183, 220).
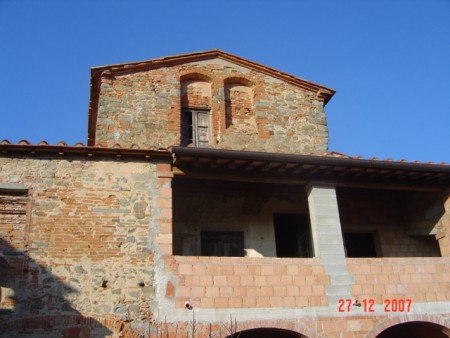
(322, 263, 349, 275)
(318, 234, 345, 245)
(319, 244, 346, 255)
(332, 274, 355, 285)
(325, 284, 351, 296)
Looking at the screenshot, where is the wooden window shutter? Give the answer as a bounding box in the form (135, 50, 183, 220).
(194, 111, 210, 148)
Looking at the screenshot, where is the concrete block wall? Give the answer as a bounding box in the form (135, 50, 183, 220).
(95, 58, 329, 154)
(307, 186, 354, 305)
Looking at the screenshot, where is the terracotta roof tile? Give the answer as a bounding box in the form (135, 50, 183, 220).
(0, 140, 170, 159)
(0, 140, 448, 166)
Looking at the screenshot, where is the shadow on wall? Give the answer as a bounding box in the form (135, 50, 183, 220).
(0, 237, 113, 338)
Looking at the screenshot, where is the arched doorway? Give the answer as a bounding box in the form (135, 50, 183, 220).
(227, 328, 308, 338)
(376, 321, 450, 338)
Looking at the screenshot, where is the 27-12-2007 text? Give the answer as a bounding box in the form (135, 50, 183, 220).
(338, 299, 412, 313)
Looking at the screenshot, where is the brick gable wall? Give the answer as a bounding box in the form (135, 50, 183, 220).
(94, 58, 328, 154)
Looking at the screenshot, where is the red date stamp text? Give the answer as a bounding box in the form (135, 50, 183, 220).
(338, 299, 412, 313)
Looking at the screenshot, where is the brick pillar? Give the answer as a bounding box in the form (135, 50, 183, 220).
(436, 194, 450, 257)
(155, 163, 173, 255)
(307, 185, 354, 305)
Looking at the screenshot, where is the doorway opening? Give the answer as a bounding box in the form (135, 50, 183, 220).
(274, 214, 312, 258)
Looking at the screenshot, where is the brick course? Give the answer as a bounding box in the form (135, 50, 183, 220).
(170, 256, 329, 309)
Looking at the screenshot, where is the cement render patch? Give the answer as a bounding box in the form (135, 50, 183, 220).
(0, 182, 28, 191)
(156, 301, 450, 323)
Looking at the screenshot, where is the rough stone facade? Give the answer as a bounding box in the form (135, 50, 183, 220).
(1, 51, 450, 337)
(0, 155, 171, 336)
(92, 54, 331, 154)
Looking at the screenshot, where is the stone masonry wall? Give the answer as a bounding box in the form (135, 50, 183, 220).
(0, 155, 166, 335)
(95, 58, 328, 154)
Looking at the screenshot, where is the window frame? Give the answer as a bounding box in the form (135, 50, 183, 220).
(181, 109, 211, 148)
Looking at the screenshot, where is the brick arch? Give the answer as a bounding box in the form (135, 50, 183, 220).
(180, 72, 212, 83)
(367, 314, 450, 338)
(224, 77, 255, 131)
(224, 76, 254, 87)
(234, 319, 320, 338)
(180, 76, 211, 109)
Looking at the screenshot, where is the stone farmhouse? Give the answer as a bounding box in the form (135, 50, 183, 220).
(1, 50, 449, 337)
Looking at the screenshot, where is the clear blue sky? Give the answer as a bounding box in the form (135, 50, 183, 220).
(1, 0, 449, 163)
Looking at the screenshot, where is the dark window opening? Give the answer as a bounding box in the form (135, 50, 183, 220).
(181, 109, 210, 147)
(181, 110, 193, 146)
(201, 231, 244, 257)
(344, 232, 377, 257)
(274, 214, 312, 258)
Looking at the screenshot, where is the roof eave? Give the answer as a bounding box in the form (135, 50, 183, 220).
(0, 143, 171, 159)
(170, 146, 450, 173)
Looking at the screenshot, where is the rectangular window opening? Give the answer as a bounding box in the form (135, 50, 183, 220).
(201, 231, 244, 257)
(344, 232, 378, 257)
(181, 109, 210, 147)
(274, 214, 312, 258)
(0, 191, 29, 252)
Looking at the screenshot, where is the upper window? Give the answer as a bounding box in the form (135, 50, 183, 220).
(180, 76, 212, 147)
(181, 109, 211, 147)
